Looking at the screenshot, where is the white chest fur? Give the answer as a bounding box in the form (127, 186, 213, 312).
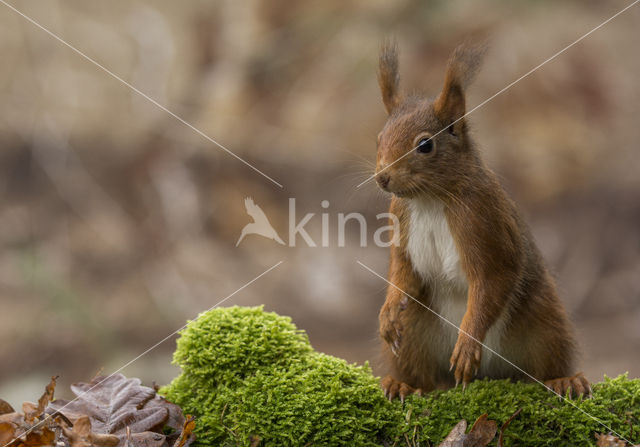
(406, 197, 507, 375)
(406, 198, 466, 288)
(406, 198, 468, 337)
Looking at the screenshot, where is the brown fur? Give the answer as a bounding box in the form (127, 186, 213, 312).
(375, 41, 585, 399)
(378, 40, 402, 115)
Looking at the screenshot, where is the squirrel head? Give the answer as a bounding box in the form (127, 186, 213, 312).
(375, 40, 486, 199)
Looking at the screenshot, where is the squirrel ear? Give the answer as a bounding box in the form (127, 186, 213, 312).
(434, 41, 486, 132)
(378, 40, 402, 115)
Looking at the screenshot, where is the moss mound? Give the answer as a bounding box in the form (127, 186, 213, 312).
(161, 306, 640, 446)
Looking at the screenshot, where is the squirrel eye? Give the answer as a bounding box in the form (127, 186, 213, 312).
(416, 138, 434, 154)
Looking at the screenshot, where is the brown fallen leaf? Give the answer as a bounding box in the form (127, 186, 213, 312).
(49, 374, 163, 434)
(439, 420, 468, 447)
(0, 417, 56, 447)
(0, 379, 57, 447)
(48, 374, 194, 447)
(141, 392, 187, 447)
(1, 374, 193, 447)
(23, 376, 57, 424)
(0, 400, 14, 416)
(0, 412, 23, 426)
(595, 433, 639, 447)
(120, 426, 165, 447)
(62, 416, 119, 447)
(438, 414, 497, 447)
(18, 426, 56, 447)
(172, 416, 195, 447)
(0, 422, 16, 446)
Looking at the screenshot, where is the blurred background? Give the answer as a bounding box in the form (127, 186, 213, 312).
(0, 0, 639, 406)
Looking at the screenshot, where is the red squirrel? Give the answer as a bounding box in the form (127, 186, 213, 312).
(374, 41, 589, 400)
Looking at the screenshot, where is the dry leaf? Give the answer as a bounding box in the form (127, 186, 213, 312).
(49, 374, 164, 434)
(141, 393, 187, 447)
(0, 422, 16, 446)
(0, 400, 15, 416)
(172, 416, 195, 447)
(62, 416, 119, 447)
(0, 419, 56, 447)
(0, 374, 193, 447)
(48, 374, 193, 447)
(465, 414, 497, 447)
(18, 426, 56, 447)
(22, 403, 38, 419)
(439, 420, 468, 446)
(120, 425, 165, 447)
(0, 377, 57, 447)
(438, 414, 497, 447)
(595, 433, 639, 447)
(125, 432, 166, 447)
(24, 376, 57, 423)
(0, 413, 24, 426)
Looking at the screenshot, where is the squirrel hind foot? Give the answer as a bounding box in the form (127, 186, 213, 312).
(544, 372, 591, 399)
(380, 375, 422, 402)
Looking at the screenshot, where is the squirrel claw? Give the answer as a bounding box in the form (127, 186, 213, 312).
(381, 375, 421, 401)
(450, 334, 482, 388)
(379, 298, 405, 359)
(544, 372, 591, 399)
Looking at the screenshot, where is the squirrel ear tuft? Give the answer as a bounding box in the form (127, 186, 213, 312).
(378, 39, 402, 115)
(434, 41, 486, 132)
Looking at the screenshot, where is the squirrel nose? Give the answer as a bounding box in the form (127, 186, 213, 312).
(376, 172, 391, 189)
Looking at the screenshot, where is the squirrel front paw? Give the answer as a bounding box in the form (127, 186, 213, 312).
(379, 296, 408, 357)
(449, 333, 482, 388)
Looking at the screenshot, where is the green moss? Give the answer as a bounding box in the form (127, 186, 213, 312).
(161, 306, 640, 447)
(401, 375, 640, 446)
(170, 306, 313, 389)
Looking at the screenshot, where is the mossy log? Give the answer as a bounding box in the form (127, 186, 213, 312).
(161, 306, 640, 447)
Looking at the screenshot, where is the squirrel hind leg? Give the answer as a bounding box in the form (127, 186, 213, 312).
(380, 375, 422, 402)
(544, 372, 591, 399)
